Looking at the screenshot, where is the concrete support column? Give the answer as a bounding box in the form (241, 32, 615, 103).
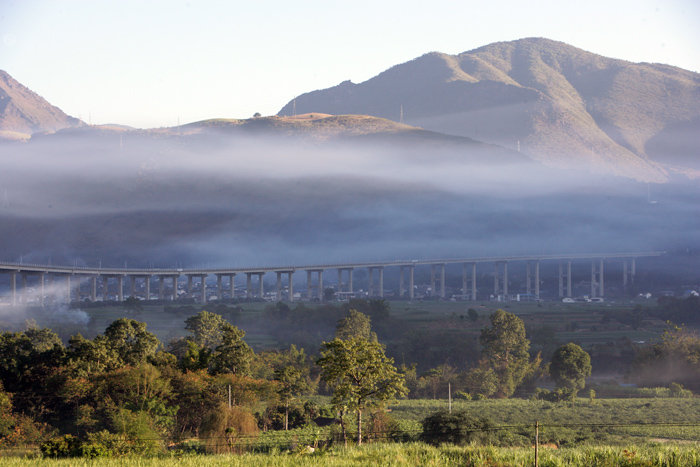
(217, 275, 223, 300)
(158, 276, 165, 300)
(306, 271, 312, 300)
(526, 262, 531, 295)
(567, 261, 572, 298)
(288, 272, 294, 302)
(378, 267, 384, 298)
(199, 275, 206, 304)
(171, 275, 178, 301)
(104, 276, 110, 302)
(462, 263, 468, 297)
(599, 259, 605, 297)
(591, 261, 597, 298)
(338, 269, 343, 293)
(91, 276, 97, 302)
(22, 273, 28, 304)
(130, 276, 136, 298)
(246, 273, 252, 299)
(67, 274, 72, 303)
(558, 263, 564, 298)
(10, 271, 16, 306)
(318, 270, 324, 302)
(503, 262, 508, 298)
(187, 275, 193, 295)
(408, 266, 415, 301)
(493, 263, 499, 296)
(623, 260, 628, 288)
(258, 273, 264, 299)
(349, 269, 354, 294)
(471, 263, 477, 301)
(40, 273, 46, 306)
(276, 272, 282, 301)
(399, 267, 405, 298)
(535, 261, 540, 300)
(440, 264, 446, 299)
(145, 276, 151, 301)
(117, 276, 123, 302)
(368, 268, 374, 297)
(631, 258, 636, 284)
(230, 274, 236, 299)
(430, 265, 436, 296)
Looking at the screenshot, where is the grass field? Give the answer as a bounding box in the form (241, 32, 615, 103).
(1, 443, 698, 466)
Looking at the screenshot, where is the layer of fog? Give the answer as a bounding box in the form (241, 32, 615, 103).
(0, 129, 699, 269)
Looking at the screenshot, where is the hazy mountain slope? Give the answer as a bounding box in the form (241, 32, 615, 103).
(279, 38, 700, 182)
(0, 70, 82, 140)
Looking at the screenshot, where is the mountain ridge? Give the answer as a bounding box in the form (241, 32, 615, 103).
(279, 38, 700, 182)
(0, 70, 83, 139)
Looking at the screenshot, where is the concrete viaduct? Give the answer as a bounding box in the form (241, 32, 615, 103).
(0, 252, 663, 306)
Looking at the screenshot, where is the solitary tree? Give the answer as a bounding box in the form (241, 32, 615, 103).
(549, 342, 591, 398)
(479, 309, 538, 397)
(317, 336, 406, 445)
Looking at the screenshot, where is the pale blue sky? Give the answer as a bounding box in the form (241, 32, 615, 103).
(2, 0, 698, 128)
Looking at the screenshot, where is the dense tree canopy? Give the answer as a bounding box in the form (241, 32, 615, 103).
(549, 343, 592, 397)
(479, 309, 539, 397)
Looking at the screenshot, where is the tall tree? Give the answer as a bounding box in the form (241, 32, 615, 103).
(317, 337, 406, 445)
(209, 326, 254, 376)
(549, 342, 592, 398)
(184, 310, 231, 349)
(335, 309, 375, 341)
(479, 309, 538, 397)
(103, 319, 160, 366)
(273, 366, 309, 430)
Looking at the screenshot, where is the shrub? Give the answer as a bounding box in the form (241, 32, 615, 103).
(40, 434, 82, 458)
(420, 410, 493, 446)
(200, 403, 259, 453)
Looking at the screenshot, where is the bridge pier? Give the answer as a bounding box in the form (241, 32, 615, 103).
(288, 272, 294, 302)
(117, 276, 123, 302)
(91, 276, 97, 302)
(276, 272, 282, 301)
(494, 262, 508, 299)
(171, 275, 178, 301)
(10, 271, 16, 305)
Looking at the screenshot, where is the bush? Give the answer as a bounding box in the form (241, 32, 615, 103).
(454, 391, 472, 401)
(200, 403, 259, 453)
(420, 410, 493, 446)
(40, 434, 82, 458)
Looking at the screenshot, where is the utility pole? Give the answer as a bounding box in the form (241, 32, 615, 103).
(448, 382, 452, 413)
(535, 420, 539, 467)
(228, 384, 232, 408)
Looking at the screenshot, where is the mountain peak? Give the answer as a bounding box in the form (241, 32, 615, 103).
(278, 38, 700, 182)
(0, 70, 82, 140)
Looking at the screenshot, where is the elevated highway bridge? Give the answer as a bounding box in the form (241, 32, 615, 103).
(0, 251, 664, 305)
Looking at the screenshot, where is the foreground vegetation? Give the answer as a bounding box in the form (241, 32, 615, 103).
(0, 298, 698, 461)
(1, 443, 699, 466)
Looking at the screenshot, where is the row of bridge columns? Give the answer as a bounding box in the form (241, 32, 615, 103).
(3, 258, 637, 305)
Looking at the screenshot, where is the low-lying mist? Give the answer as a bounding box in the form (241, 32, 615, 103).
(0, 127, 698, 270)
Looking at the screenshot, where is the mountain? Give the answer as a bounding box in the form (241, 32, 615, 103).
(279, 38, 700, 182)
(0, 70, 82, 140)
